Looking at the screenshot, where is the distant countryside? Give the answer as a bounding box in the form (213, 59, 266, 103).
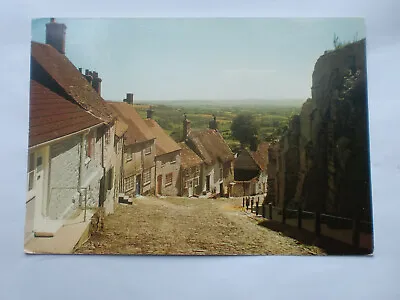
(134, 99, 303, 152)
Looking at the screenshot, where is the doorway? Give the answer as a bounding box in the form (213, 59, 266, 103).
(188, 180, 193, 197)
(157, 175, 162, 195)
(135, 175, 141, 196)
(206, 175, 211, 192)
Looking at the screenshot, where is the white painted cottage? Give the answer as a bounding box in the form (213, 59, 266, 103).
(25, 19, 125, 246)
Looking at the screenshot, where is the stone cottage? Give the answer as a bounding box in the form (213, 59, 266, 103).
(232, 142, 269, 196)
(144, 107, 182, 196)
(108, 100, 156, 196)
(183, 115, 235, 197)
(26, 18, 121, 244)
(178, 142, 203, 197)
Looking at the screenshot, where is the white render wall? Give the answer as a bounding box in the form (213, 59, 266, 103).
(201, 162, 223, 194)
(48, 135, 81, 220)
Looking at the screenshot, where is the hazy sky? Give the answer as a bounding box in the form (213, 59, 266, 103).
(31, 18, 365, 101)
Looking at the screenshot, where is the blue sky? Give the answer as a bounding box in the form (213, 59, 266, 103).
(31, 18, 365, 101)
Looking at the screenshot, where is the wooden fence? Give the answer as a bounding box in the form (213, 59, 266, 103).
(242, 197, 373, 251)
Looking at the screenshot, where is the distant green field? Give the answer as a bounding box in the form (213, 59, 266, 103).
(135, 100, 302, 151)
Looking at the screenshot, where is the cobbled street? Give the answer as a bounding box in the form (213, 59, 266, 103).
(75, 196, 324, 255)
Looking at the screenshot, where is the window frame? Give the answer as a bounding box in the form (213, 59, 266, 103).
(144, 145, 152, 155)
(165, 172, 173, 187)
(143, 169, 151, 186)
(126, 147, 133, 162)
(27, 152, 35, 191)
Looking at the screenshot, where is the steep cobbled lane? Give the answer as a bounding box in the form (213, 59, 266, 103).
(75, 196, 323, 255)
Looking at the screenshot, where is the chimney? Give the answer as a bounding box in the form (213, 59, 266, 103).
(126, 93, 134, 105)
(147, 106, 154, 119)
(209, 114, 218, 130)
(183, 113, 191, 141)
(92, 71, 102, 96)
(84, 69, 93, 84)
(45, 18, 67, 54)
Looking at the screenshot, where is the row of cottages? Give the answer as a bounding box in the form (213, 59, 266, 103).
(108, 100, 182, 197)
(182, 115, 235, 197)
(25, 19, 127, 243)
(232, 143, 269, 196)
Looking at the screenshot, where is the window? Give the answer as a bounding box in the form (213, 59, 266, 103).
(124, 175, 135, 191)
(145, 146, 152, 155)
(165, 173, 173, 187)
(126, 148, 132, 162)
(27, 153, 35, 191)
(107, 168, 114, 191)
(195, 166, 200, 177)
(143, 169, 151, 185)
(194, 176, 199, 187)
(104, 128, 110, 144)
(170, 156, 176, 164)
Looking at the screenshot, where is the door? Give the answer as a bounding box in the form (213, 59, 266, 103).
(206, 175, 211, 192)
(135, 175, 141, 196)
(188, 180, 193, 197)
(157, 175, 162, 195)
(25, 150, 45, 240)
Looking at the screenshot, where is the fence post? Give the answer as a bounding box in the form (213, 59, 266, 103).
(251, 198, 254, 212)
(255, 201, 259, 216)
(297, 203, 302, 229)
(242, 197, 245, 208)
(352, 212, 361, 248)
(262, 204, 266, 218)
(315, 211, 321, 237)
(269, 203, 272, 219)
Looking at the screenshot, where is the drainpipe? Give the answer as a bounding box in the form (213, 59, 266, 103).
(101, 127, 105, 206)
(78, 134, 84, 205)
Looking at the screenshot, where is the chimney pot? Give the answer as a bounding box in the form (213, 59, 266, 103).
(78, 67, 82, 74)
(46, 18, 67, 54)
(126, 93, 134, 105)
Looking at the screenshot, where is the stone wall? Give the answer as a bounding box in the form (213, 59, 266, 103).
(266, 39, 372, 222)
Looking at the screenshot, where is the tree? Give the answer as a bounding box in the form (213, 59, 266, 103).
(230, 113, 259, 148)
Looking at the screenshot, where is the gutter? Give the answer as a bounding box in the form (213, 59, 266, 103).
(29, 123, 103, 150)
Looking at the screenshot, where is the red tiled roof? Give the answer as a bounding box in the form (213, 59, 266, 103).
(188, 129, 234, 165)
(31, 41, 114, 124)
(107, 102, 155, 145)
(29, 80, 102, 147)
(250, 142, 269, 171)
(114, 119, 128, 138)
(179, 142, 203, 169)
(144, 119, 181, 156)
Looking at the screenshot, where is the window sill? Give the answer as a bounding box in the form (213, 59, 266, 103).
(85, 157, 91, 165)
(143, 181, 151, 186)
(126, 158, 132, 162)
(165, 183, 172, 187)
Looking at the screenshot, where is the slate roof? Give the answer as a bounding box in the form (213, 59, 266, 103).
(144, 119, 181, 157)
(31, 41, 114, 124)
(29, 80, 102, 147)
(179, 142, 203, 169)
(234, 142, 269, 172)
(107, 102, 155, 145)
(187, 129, 234, 165)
